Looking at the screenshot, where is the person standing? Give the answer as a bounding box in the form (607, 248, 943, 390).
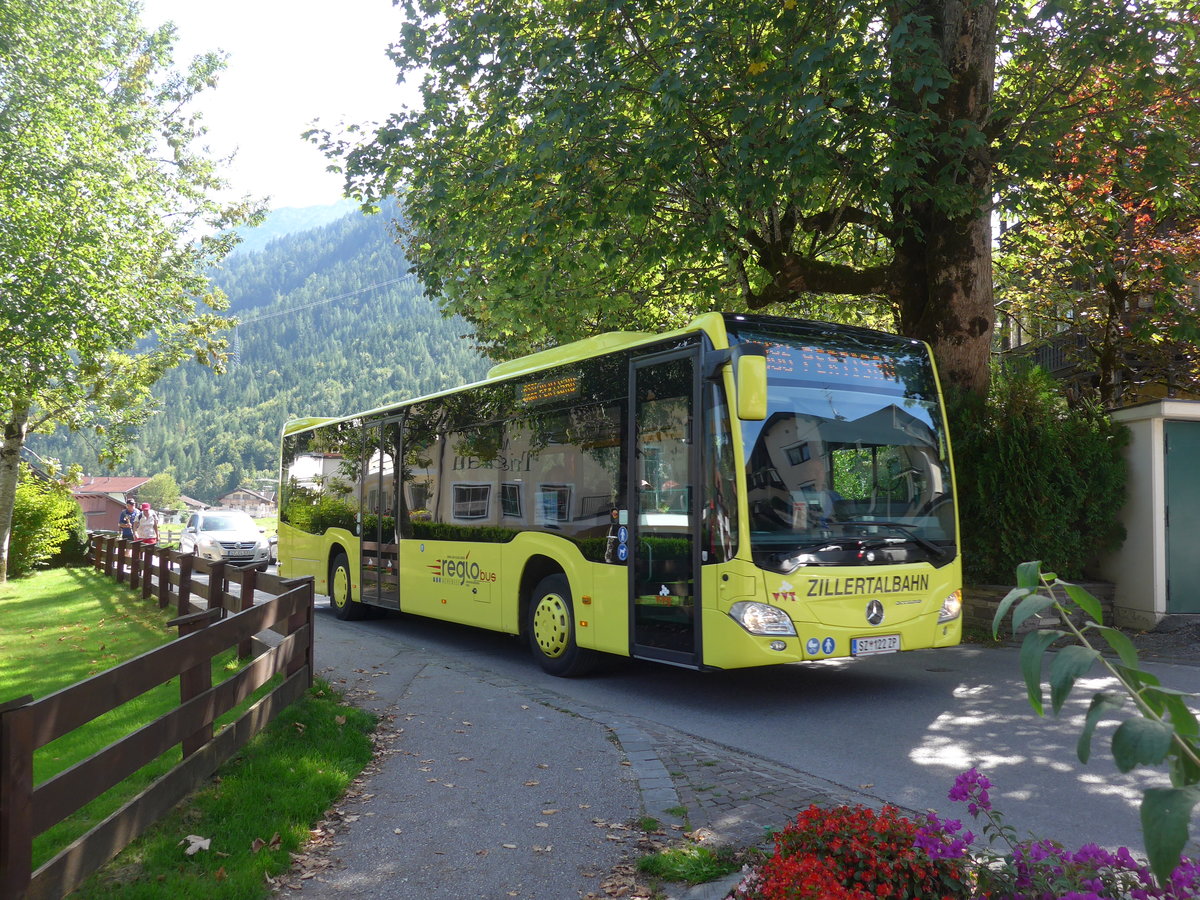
(118, 498, 139, 541)
(135, 502, 160, 545)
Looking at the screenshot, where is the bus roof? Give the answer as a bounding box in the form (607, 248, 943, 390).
(282, 313, 731, 436)
(280, 312, 927, 438)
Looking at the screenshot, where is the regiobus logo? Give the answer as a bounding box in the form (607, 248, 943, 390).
(428, 554, 497, 586)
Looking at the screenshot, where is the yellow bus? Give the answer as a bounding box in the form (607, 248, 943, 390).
(277, 313, 961, 675)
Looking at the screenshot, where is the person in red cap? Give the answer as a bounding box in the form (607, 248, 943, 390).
(135, 502, 160, 545)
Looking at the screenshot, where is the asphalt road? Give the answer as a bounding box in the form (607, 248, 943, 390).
(307, 600, 1199, 860)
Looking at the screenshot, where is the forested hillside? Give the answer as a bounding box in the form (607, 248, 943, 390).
(31, 203, 487, 502)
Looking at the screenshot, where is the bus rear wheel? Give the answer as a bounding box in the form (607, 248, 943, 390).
(329, 552, 365, 621)
(527, 574, 596, 677)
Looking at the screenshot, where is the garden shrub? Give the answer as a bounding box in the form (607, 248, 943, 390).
(49, 499, 89, 567)
(948, 364, 1128, 584)
(9, 466, 83, 577)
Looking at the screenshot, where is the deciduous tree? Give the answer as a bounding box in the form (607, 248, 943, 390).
(998, 76, 1200, 407)
(316, 0, 1198, 398)
(137, 472, 182, 511)
(0, 0, 261, 581)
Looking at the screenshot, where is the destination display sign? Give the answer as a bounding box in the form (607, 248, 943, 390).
(519, 374, 581, 406)
(764, 343, 900, 385)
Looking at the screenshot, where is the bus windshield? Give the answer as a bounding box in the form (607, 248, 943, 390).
(729, 322, 956, 574)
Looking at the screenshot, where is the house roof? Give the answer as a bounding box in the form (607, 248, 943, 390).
(219, 487, 275, 503)
(73, 476, 151, 496)
(178, 495, 210, 509)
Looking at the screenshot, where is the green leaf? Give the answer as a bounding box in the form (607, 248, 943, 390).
(992, 586, 1032, 638)
(1019, 630, 1067, 716)
(1015, 561, 1042, 590)
(1112, 718, 1175, 772)
(1141, 786, 1200, 884)
(1091, 625, 1140, 668)
(1077, 692, 1124, 763)
(1161, 694, 1200, 741)
(1048, 645, 1101, 714)
(1011, 593, 1057, 635)
(1062, 583, 1103, 624)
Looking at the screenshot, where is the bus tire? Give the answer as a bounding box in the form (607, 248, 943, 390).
(329, 551, 365, 621)
(527, 574, 596, 677)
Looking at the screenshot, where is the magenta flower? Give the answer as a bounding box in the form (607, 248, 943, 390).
(948, 767, 993, 815)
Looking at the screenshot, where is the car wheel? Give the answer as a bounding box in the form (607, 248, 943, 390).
(527, 574, 597, 677)
(329, 552, 365, 621)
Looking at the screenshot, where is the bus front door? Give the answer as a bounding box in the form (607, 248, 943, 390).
(630, 350, 701, 666)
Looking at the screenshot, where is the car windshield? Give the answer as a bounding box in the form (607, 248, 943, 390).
(729, 323, 957, 573)
(199, 513, 256, 532)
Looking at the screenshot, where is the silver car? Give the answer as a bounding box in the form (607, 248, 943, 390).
(180, 510, 272, 565)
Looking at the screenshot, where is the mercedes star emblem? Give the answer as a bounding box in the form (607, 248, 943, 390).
(866, 599, 885, 626)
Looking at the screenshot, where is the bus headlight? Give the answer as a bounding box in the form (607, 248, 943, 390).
(938, 590, 963, 623)
(729, 601, 797, 636)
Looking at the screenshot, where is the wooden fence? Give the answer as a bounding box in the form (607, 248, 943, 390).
(0, 537, 315, 900)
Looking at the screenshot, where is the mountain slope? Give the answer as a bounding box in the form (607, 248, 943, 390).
(32, 204, 488, 502)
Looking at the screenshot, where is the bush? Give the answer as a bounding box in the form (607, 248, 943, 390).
(49, 500, 89, 567)
(948, 365, 1128, 584)
(9, 469, 83, 577)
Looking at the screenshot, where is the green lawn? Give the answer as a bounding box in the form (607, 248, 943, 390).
(0, 568, 254, 866)
(0, 566, 376, 896)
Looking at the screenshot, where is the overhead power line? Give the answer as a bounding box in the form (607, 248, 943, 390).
(225, 276, 413, 369)
(233, 277, 412, 326)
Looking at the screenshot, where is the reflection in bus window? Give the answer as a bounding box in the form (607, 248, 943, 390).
(733, 326, 954, 573)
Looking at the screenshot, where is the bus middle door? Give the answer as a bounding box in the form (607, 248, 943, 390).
(360, 417, 401, 610)
(630, 349, 701, 667)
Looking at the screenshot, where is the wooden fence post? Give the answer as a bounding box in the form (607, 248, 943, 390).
(176, 554, 194, 618)
(103, 537, 115, 580)
(207, 561, 227, 616)
(157, 551, 170, 610)
(116, 539, 130, 585)
(141, 546, 155, 600)
(285, 579, 315, 686)
(129, 542, 142, 592)
(0, 695, 35, 899)
(167, 611, 220, 758)
(238, 566, 258, 660)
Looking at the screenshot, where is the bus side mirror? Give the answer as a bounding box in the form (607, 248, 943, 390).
(737, 353, 767, 420)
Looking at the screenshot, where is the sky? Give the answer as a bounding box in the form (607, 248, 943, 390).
(140, 0, 419, 210)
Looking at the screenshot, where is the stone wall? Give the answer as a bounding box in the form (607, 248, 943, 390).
(964, 582, 1116, 640)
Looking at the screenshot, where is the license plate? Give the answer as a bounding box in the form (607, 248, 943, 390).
(851, 634, 900, 656)
(228, 551, 254, 558)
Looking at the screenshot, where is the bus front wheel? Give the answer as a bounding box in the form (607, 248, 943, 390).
(527, 574, 596, 677)
(329, 552, 364, 621)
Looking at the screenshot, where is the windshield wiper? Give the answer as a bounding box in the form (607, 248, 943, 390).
(840, 519, 950, 560)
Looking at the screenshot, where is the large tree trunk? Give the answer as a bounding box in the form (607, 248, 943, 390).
(0, 403, 31, 584)
(891, 0, 998, 398)
(895, 213, 995, 397)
